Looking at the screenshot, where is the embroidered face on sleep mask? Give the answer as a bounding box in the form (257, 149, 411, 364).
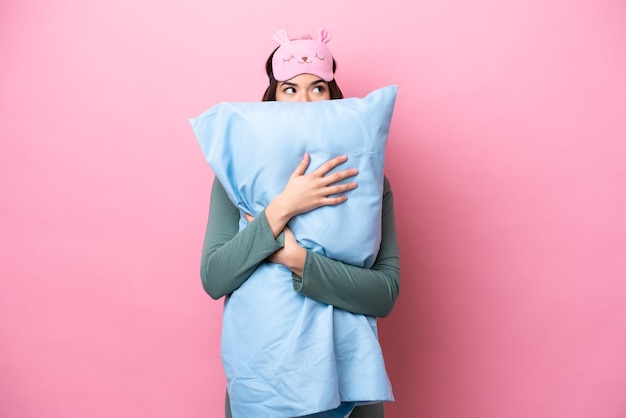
(271, 28, 334, 82)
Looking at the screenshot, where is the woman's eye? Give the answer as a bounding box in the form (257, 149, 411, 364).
(313, 86, 324, 93)
(284, 87, 296, 94)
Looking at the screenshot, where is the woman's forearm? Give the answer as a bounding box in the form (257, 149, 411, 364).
(200, 180, 284, 298)
(293, 177, 401, 317)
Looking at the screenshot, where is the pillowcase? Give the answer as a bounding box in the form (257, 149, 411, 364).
(190, 85, 397, 268)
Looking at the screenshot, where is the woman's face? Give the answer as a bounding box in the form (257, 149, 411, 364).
(275, 73, 331, 102)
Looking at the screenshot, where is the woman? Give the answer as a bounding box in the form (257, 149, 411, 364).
(200, 28, 400, 418)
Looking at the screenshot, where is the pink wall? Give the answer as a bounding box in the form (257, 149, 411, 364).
(1, 0, 625, 417)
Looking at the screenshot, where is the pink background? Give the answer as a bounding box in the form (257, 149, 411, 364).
(1, 0, 625, 417)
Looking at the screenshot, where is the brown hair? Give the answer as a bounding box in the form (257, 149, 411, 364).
(261, 47, 344, 101)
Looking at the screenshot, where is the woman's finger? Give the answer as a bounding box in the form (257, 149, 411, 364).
(324, 181, 358, 196)
(289, 153, 310, 179)
(311, 155, 349, 177)
(322, 168, 359, 186)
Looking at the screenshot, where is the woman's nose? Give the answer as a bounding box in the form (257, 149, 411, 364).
(296, 93, 312, 102)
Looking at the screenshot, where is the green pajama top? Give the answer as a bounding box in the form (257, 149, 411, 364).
(200, 176, 400, 318)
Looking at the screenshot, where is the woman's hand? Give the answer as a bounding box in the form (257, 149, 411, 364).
(265, 153, 358, 237)
(244, 214, 306, 276)
(267, 227, 306, 277)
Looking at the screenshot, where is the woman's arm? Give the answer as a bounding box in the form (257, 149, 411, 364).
(200, 158, 400, 317)
(203, 177, 401, 317)
(293, 177, 400, 318)
(200, 179, 285, 299)
(240, 176, 401, 318)
(200, 154, 358, 298)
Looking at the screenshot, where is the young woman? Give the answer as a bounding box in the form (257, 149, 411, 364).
(200, 28, 400, 418)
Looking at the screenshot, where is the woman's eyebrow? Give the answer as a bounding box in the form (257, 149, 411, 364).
(280, 81, 298, 87)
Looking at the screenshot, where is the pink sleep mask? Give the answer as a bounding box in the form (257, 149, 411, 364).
(271, 28, 334, 82)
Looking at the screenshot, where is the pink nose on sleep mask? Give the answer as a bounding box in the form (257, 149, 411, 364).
(271, 28, 334, 82)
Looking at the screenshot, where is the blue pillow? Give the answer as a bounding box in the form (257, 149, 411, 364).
(190, 85, 397, 268)
(190, 85, 398, 416)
